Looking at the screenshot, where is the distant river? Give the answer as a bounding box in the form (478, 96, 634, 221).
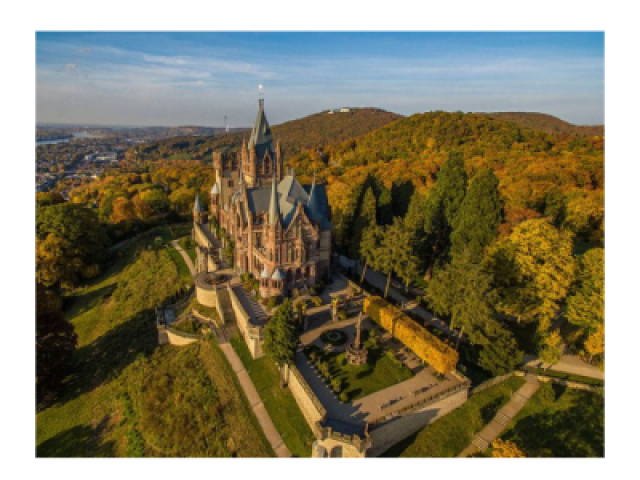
(36, 132, 101, 146)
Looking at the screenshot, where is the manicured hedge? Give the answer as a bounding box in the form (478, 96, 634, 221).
(364, 296, 458, 374)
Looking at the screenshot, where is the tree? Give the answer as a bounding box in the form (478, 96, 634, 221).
(377, 218, 418, 298)
(36, 203, 107, 288)
(567, 248, 604, 335)
(36, 191, 65, 208)
(263, 299, 298, 372)
(37, 283, 77, 403)
(425, 248, 496, 348)
(132, 194, 152, 220)
(350, 186, 377, 258)
(539, 329, 564, 367)
(141, 188, 169, 214)
(110, 196, 137, 223)
(477, 324, 523, 376)
(450, 169, 502, 260)
(487, 219, 575, 333)
(421, 152, 468, 277)
(360, 224, 383, 284)
(491, 439, 525, 458)
(584, 324, 604, 362)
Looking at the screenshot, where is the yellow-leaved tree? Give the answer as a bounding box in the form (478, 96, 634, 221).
(491, 439, 525, 458)
(488, 218, 576, 333)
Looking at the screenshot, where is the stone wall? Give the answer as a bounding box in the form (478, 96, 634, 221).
(286, 364, 327, 428)
(164, 327, 201, 346)
(367, 388, 468, 457)
(228, 286, 263, 358)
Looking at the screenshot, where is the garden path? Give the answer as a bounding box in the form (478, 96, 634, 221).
(171, 239, 196, 277)
(458, 374, 540, 457)
(214, 327, 292, 458)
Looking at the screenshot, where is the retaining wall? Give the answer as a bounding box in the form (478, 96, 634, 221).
(228, 286, 264, 358)
(367, 388, 468, 457)
(286, 364, 327, 428)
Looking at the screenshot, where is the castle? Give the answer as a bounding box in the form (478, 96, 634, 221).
(193, 98, 333, 298)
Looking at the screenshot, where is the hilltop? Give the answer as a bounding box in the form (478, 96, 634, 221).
(483, 112, 603, 137)
(131, 108, 402, 162)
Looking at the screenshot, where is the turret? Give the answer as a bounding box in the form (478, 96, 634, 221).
(193, 192, 205, 224)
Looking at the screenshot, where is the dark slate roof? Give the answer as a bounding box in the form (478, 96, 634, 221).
(248, 99, 273, 152)
(245, 175, 331, 229)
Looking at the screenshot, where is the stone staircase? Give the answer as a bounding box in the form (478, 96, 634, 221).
(458, 374, 539, 457)
(217, 288, 237, 325)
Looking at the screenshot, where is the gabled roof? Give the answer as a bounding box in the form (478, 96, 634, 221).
(244, 175, 331, 229)
(271, 268, 285, 280)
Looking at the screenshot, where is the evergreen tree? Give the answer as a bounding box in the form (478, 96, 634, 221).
(350, 186, 377, 258)
(263, 299, 298, 368)
(359, 224, 383, 284)
(421, 152, 468, 277)
(477, 324, 523, 376)
(450, 169, 502, 260)
(377, 186, 393, 225)
(377, 218, 418, 298)
(425, 248, 495, 345)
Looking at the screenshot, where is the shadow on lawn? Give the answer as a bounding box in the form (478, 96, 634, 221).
(37, 417, 116, 457)
(51, 309, 158, 407)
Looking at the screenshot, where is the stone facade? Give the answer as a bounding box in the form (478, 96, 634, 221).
(198, 99, 333, 299)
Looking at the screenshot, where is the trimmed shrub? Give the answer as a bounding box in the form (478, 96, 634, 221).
(311, 296, 324, 307)
(364, 296, 459, 375)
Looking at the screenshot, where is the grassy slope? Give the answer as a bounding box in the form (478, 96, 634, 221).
(382, 376, 525, 457)
(231, 335, 314, 457)
(37, 233, 268, 457)
(499, 382, 604, 457)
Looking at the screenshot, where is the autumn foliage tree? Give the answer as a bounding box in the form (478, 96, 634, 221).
(491, 439, 525, 458)
(36, 203, 107, 288)
(488, 219, 575, 333)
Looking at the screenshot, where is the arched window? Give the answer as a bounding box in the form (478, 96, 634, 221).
(329, 446, 343, 457)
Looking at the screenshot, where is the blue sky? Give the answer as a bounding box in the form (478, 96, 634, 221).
(36, 32, 604, 126)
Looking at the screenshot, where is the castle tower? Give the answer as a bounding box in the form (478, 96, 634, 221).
(243, 98, 283, 188)
(193, 192, 205, 224)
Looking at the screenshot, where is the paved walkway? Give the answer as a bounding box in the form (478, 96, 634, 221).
(214, 328, 291, 458)
(458, 374, 540, 457)
(171, 239, 196, 277)
(522, 354, 604, 381)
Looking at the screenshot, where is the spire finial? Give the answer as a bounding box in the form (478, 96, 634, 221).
(258, 84, 264, 107)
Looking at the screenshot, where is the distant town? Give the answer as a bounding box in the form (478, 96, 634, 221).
(35, 125, 234, 198)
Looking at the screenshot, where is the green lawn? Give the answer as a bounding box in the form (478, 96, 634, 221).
(167, 243, 193, 283)
(230, 335, 314, 457)
(179, 236, 197, 263)
(499, 382, 604, 457)
(308, 343, 414, 401)
(382, 376, 525, 457)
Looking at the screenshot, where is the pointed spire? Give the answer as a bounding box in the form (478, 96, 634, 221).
(249, 97, 272, 149)
(268, 173, 280, 225)
(355, 312, 363, 348)
(307, 172, 322, 222)
(193, 192, 203, 212)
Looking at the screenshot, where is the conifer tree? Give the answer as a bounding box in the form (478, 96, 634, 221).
(263, 299, 298, 368)
(450, 168, 502, 260)
(350, 186, 377, 258)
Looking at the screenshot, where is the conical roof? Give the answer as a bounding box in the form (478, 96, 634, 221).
(306, 175, 322, 221)
(248, 98, 273, 150)
(193, 192, 203, 212)
(268, 174, 280, 225)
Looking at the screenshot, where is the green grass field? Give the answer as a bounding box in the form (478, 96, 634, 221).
(231, 335, 314, 457)
(167, 243, 193, 283)
(499, 382, 604, 457)
(382, 376, 525, 457)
